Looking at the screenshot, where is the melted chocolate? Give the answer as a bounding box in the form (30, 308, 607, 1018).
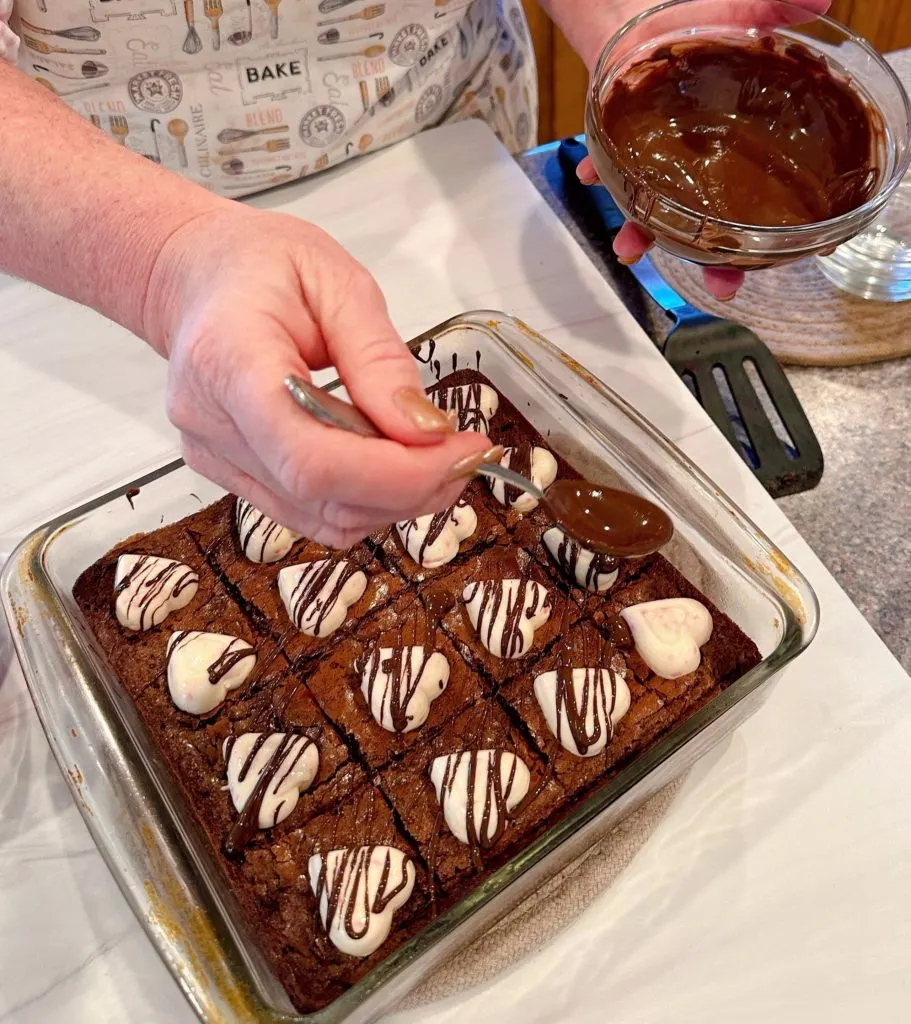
(398, 504, 464, 566)
(223, 731, 318, 857)
(432, 382, 491, 432)
(434, 750, 522, 850)
(545, 481, 672, 557)
(359, 611, 436, 734)
(236, 500, 286, 562)
(552, 630, 622, 756)
(600, 37, 883, 228)
(287, 560, 358, 634)
(311, 845, 411, 944)
(114, 554, 196, 631)
(550, 530, 619, 590)
(463, 579, 550, 659)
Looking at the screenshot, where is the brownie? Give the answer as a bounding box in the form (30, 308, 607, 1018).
(377, 698, 565, 897)
(72, 368, 763, 1015)
(497, 620, 669, 802)
(424, 541, 583, 687)
(371, 477, 506, 586)
(297, 590, 488, 771)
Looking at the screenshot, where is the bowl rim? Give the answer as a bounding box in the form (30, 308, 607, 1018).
(587, 0, 911, 237)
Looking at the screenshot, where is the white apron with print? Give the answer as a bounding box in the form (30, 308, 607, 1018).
(5, 0, 536, 195)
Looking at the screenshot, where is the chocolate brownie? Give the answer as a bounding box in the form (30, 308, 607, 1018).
(72, 369, 762, 1014)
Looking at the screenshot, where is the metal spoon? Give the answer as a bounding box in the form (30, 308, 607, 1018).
(284, 375, 673, 557)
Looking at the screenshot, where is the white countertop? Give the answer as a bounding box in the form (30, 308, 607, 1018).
(1, 122, 909, 1024)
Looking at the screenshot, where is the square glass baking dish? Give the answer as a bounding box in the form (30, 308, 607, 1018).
(1, 310, 818, 1024)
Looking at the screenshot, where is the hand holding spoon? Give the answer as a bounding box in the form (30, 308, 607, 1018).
(284, 375, 673, 557)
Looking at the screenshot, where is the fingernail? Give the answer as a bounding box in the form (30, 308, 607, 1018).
(445, 444, 505, 483)
(716, 291, 738, 303)
(617, 254, 642, 266)
(577, 169, 598, 185)
(393, 387, 454, 433)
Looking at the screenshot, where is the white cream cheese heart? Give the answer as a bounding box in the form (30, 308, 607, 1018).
(278, 559, 367, 637)
(235, 498, 301, 563)
(166, 630, 256, 715)
(114, 554, 198, 631)
(620, 598, 713, 678)
(430, 749, 530, 847)
(543, 527, 620, 593)
(224, 732, 319, 830)
(430, 383, 499, 434)
(396, 500, 477, 568)
(308, 846, 415, 957)
(488, 446, 558, 512)
(360, 645, 450, 733)
(462, 578, 550, 659)
(534, 663, 631, 758)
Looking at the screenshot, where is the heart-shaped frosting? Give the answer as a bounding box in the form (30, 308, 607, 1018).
(620, 598, 713, 678)
(488, 445, 558, 512)
(462, 578, 550, 659)
(430, 749, 530, 848)
(224, 732, 319, 830)
(360, 644, 450, 733)
(114, 554, 198, 631)
(396, 500, 477, 568)
(166, 630, 256, 715)
(430, 382, 499, 434)
(308, 846, 415, 957)
(543, 527, 619, 593)
(278, 559, 367, 637)
(235, 498, 301, 563)
(534, 662, 631, 758)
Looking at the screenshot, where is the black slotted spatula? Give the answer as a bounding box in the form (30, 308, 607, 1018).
(557, 136, 823, 498)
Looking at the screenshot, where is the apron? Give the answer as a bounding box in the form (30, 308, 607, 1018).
(5, 0, 537, 196)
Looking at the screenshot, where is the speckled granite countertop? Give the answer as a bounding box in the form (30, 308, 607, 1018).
(517, 150, 911, 672)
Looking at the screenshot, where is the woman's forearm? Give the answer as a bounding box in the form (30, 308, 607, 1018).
(537, 0, 656, 69)
(0, 63, 224, 350)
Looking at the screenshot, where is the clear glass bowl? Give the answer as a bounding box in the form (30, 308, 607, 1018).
(1, 312, 819, 1023)
(584, 0, 911, 270)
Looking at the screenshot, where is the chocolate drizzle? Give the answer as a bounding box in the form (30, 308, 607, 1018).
(463, 579, 549, 659)
(114, 554, 197, 630)
(550, 629, 625, 756)
(435, 750, 522, 850)
(236, 499, 290, 562)
(431, 383, 491, 433)
(502, 444, 534, 506)
(397, 502, 465, 567)
(287, 560, 359, 634)
(224, 731, 318, 857)
(167, 630, 253, 685)
(358, 608, 444, 733)
(311, 845, 412, 945)
(551, 531, 619, 591)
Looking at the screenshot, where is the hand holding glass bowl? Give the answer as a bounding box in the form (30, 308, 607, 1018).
(580, 0, 911, 301)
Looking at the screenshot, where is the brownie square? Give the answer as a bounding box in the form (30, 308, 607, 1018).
(240, 782, 430, 1012)
(377, 697, 563, 896)
(497, 620, 668, 802)
(608, 560, 761, 704)
(295, 591, 488, 771)
(425, 541, 582, 687)
(372, 477, 506, 586)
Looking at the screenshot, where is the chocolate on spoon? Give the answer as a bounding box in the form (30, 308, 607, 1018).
(284, 375, 673, 557)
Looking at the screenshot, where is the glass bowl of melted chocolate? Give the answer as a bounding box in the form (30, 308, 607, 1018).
(585, 0, 911, 269)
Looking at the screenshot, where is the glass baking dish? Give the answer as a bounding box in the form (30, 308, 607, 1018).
(1, 310, 818, 1024)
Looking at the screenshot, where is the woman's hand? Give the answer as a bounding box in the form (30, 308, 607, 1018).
(144, 206, 493, 549)
(563, 0, 833, 300)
